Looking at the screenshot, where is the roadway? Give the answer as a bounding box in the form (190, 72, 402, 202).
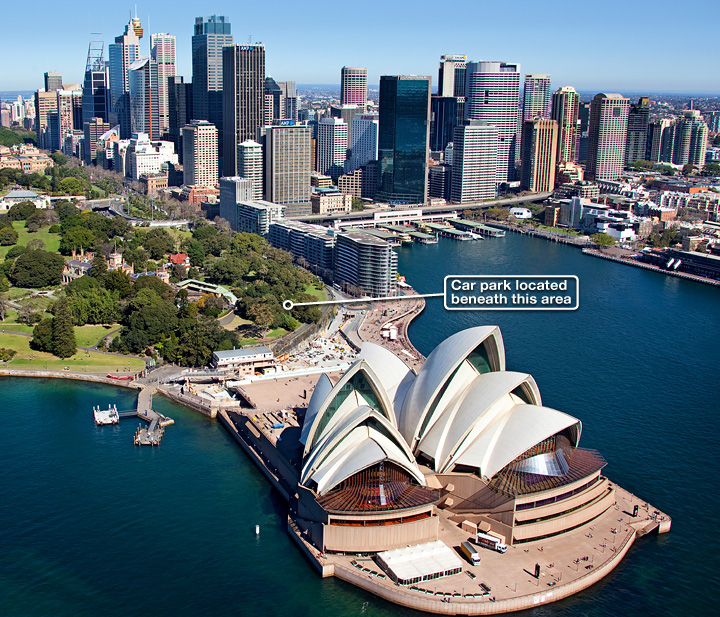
(286, 192, 551, 224)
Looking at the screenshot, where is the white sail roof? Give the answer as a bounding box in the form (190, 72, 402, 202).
(397, 326, 505, 447)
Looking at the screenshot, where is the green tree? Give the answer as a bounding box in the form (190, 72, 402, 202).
(0, 296, 9, 321)
(186, 241, 206, 267)
(58, 177, 87, 195)
(7, 201, 36, 221)
(8, 250, 65, 288)
(104, 269, 132, 297)
(30, 316, 54, 352)
(0, 226, 18, 246)
(143, 228, 174, 260)
(50, 299, 77, 358)
(90, 254, 108, 280)
(50, 152, 68, 166)
(246, 298, 274, 335)
(590, 233, 616, 248)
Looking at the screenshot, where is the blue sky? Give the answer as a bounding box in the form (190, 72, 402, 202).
(1, 0, 717, 94)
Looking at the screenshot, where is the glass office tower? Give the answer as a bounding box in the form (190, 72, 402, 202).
(376, 75, 431, 205)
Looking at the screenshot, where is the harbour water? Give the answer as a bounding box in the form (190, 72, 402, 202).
(1, 233, 718, 616)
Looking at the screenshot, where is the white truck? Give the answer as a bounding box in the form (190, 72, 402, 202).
(474, 532, 508, 553)
(460, 541, 481, 565)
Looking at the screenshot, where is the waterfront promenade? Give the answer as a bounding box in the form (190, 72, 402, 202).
(219, 406, 671, 616)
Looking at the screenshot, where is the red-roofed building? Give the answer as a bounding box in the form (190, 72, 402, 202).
(168, 253, 190, 266)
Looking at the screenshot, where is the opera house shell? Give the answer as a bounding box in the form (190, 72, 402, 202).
(295, 326, 615, 553)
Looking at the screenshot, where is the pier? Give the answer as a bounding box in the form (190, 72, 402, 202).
(99, 386, 174, 445)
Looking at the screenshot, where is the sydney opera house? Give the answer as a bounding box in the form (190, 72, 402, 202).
(294, 325, 614, 553)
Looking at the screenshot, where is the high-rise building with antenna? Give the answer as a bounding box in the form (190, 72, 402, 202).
(82, 34, 109, 125)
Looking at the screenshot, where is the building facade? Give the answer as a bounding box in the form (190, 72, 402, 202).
(438, 54, 467, 98)
(586, 93, 630, 181)
(192, 15, 232, 141)
(167, 76, 192, 163)
(465, 61, 521, 184)
(334, 231, 397, 297)
(264, 124, 312, 216)
(340, 67, 368, 111)
(521, 118, 558, 192)
(150, 33, 176, 137)
(522, 74, 552, 121)
(317, 117, 348, 181)
(222, 44, 265, 176)
(182, 120, 219, 187)
(108, 17, 143, 137)
(551, 86, 579, 163)
(625, 97, 650, 164)
(348, 114, 378, 172)
(449, 120, 498, 202)
(672, 110, 708, 167)
(376, 75, 431, 205)
(237, 139, 264, 200)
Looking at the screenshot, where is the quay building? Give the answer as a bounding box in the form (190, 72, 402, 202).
(294, 326, 613, 553)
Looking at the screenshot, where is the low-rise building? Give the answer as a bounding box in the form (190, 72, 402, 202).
(177, 279, 238, 305)
(311, 187, 352, 215)
(0, 189, 50, 211)
(210, 346, 276, 375)
(139, 173, 168, 197)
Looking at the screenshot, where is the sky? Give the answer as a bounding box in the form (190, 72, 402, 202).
(1, 0, 718, 94)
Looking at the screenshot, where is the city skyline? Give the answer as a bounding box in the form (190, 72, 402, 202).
(1, 1, 717, 94)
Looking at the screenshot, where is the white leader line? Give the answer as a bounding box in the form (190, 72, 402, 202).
(283, 293, 444, 311)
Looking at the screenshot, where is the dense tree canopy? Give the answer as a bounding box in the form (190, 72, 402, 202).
(8, 250, 64, 288)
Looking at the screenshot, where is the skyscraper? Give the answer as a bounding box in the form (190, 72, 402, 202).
(83, 117, 111, 165)
(81, 36, 109, 125)
(264, 124, 312, 216)
(521, 118, 558, 192)
(551, 86, 579, 163)
(168, 76, 192, 163)
(465, 61, 521, 184)
(437, 55, 467, 97)
(222, 44, 265, 176)
(348, 114, 378, 172)
(586, 93, 630, 181)
(182, 120, 219, 187)
(625, 97, 650, 164)
(522, 74, 552, 121)
(108, 17, 143, 137)
(192, 15, 233, 157)
(34, 90, 57, 150)
(128, 58, 156, 138)
(449, 120, 498, 202)
(647, 119, 674, 163)
(317, 117, 348, 181)
(56, 89, 82, 152)
(376, 75, 431, 204)
(44, 72, 63, 92)
(150, 33, 176, 138)
(430, 96, 463, 152)
(237, 140, 264, 200)
(340, 67, 367, 110)
(672, 110, 708, 167)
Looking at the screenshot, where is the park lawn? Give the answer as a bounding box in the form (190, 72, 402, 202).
(0, 332, 145, 372)
(1, 287, 33, 300)
(0, 221, 61, 259)
(267, 327, 288, 338)
(222, 315, 253, 331)
(303, 283, 328, 302)
(238, 338, 258, 346)
(74, 324, 121, 347)
(0, 310, 35, 334)
(16, 294, 55, 312)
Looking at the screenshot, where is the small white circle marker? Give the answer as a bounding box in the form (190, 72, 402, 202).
(282, 300, 294, 310)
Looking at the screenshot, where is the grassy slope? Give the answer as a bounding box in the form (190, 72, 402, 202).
(0, 331, 145, 372)
(0, 222, 61, 259)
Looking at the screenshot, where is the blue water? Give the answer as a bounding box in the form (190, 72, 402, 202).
(0, 233, 718, 616)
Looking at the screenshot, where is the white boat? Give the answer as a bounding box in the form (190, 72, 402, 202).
(94, 404, 119, 425)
